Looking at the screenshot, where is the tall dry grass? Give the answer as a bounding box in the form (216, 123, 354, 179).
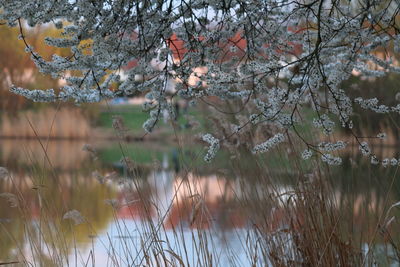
(1, 105, 400, 266)
(1, 145, 399, 266)
(0, 140, 91, 170)
(0, 107, 92, 139)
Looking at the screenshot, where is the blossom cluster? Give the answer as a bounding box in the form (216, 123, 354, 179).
(301, 149, 313, 160)
(313, 115, 335, 135)
(372, 156, 400, 168)
(252, 133, 285, 154)
(318, 141, 346, 152)
(202, 134, 220, 162)
(321, 153, 342, 166)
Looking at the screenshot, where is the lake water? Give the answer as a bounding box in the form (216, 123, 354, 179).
(0, 139, 399, 266)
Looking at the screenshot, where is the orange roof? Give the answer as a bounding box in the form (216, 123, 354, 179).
(166, 32, 248, 62)
(167, 33, 189, 61)
(125, 30, 303, 69)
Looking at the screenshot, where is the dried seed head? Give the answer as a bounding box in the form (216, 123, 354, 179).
(0, 193, 18, 208)
(63, 210, 85, 225)
(112, 115, 125, 132)
(105, 199, 119, 209)
(0, 167, 9, 179)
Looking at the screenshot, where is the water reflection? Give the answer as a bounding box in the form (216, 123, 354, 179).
(0, 170, 116, 264)
(0, 140, 399, 265)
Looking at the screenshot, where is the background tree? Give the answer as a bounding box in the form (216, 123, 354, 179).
(0, 24, 68, 111)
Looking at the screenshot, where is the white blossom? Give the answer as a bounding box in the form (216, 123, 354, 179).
(318, 141, 346, 152)
(382, 158, 389, 167)
(371, 155, 379, 165)
(313, 115, 335, 135)
(301, 149, 313, 160)
(202, 133, 220, 162)
(355, 97, 390, 114)
(377, 133, 387, 140)
(359, 142, 371, 156)
(252, 133, 285, 154)
(321, 154, 342, 166)
(11, 86, 56, 102)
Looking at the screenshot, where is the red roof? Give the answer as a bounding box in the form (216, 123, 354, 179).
(167, 33, 189, 61)
(166, 32, 248, 62)
(125, 29, 303, 69)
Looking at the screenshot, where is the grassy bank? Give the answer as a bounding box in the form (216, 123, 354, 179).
(96, 104, 206, 138)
